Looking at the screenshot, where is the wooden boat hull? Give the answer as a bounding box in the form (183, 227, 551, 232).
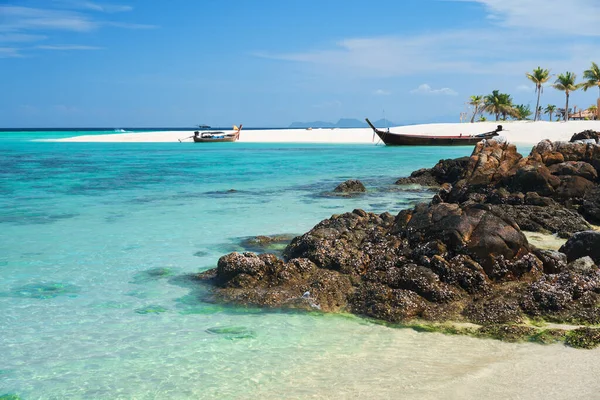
(193, 135, 237, 143)
(192, 124, 242, 143)
(365, 118, 501, 146)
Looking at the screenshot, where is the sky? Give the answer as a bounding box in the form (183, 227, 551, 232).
(1, 0, 599, 128)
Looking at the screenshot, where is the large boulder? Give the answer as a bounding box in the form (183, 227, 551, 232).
(548, 161, 598, 181)
(395, 203, 531, 277)
(462, 139, 522, 187)
(395, 157, 470, 186)
(559, 231, 600, 263)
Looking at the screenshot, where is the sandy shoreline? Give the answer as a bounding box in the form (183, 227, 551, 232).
(52, 121, 600, 146)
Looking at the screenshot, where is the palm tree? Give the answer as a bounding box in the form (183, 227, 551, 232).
(582, 62, 600, 119)
(526, 67, 551, 121)
(482, 90, 519, 121)
(552, 72, 581, 121)
(544, 104, 557, 121)
(589, 105, 598, 120)
(514, 104, 533, 120)
(468, 95, 484, 123)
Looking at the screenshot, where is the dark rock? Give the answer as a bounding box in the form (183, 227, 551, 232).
(463, 297, 523, 325)
(570, 130, 600, 143)
(488, 204, 590, 238)
(395, 157, 470, 186)
(555, 175, 595, 202)
(333, 179, 366, 193)
(559, 231, 600, 263)
(533, 249, 567, 274)
(395, 168, 439, 186)
(580, 186, 600, 224)
(508, 164, 559, 196)
(549, 161, 598, 181)
(524, 192, 555, 207)
(399, 203, 531, 275)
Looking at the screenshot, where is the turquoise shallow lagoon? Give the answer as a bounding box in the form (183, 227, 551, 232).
(1, 132, 599, 399)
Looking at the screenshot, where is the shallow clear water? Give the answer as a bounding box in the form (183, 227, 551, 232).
(1, 134, 598, 399)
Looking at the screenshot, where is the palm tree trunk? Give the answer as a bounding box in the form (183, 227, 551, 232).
(534, 86, 541, 121)
(565, 92, 570, 121)
(549, 111, 553, 121)
(470, 106, 476, 123)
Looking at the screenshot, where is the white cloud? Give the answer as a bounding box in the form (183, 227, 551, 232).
(0, 33, 48, 42)
(105, 22, 158, 30)
(449, 0, 600, 36)
(0, 47, 23, 58)
(69, 1, 133, 13)
(0, 3, 156, 56)
(410, 84, 458, 96)
(0, 6, 99, 32)
(373, 89, 391, 96)
(37, 44, 102, 50)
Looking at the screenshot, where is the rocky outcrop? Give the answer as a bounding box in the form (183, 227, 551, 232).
(199, 203, 597, 325)
(197, 130, 600, 344)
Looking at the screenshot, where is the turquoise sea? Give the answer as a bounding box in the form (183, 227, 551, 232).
(2, 131, 599, 399)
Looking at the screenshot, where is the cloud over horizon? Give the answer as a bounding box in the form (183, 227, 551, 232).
(255, 0, 599, 81)
(0, 2, 156, 57)
(410, 84, 458, 96)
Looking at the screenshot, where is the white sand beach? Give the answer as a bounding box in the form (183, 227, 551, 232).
(54, 120, 600, 146)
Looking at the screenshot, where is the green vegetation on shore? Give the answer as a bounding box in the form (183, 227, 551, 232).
(468, 62, 600, 122)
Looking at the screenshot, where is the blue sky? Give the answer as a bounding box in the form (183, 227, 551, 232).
(1, 0, 599, 127)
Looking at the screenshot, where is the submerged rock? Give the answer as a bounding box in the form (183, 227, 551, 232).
(130, 267, 177, 284)
(134, 305, 168, 314)
(9, 282, 80, 299)
(206, 326, 256, 340)
(239, 234, 296, 255)
(333, 179, 367, 194)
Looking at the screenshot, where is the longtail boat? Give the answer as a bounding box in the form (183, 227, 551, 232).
(365, 118, 501, 146)
(192, 125, 242, 143)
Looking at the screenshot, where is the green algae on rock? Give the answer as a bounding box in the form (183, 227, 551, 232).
(531, 329, 568, 345)
(565, 327, 600, 349)
(477, 325, 538, 342)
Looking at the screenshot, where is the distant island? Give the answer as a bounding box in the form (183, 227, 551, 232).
(289, 118, 396, 129)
